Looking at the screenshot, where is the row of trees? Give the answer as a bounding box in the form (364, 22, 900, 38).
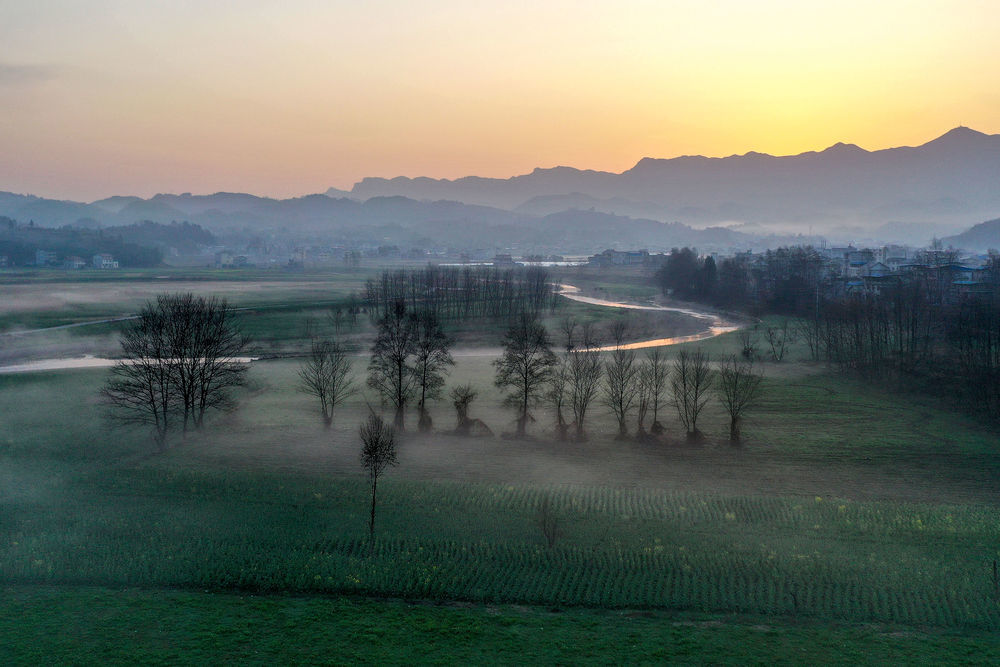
(364, 265, 555, 321)
(300, 303, 765, 445)
(491, 313, 764, 444)
(797, 286, 1000, 420)
(105, 294, 765, 451)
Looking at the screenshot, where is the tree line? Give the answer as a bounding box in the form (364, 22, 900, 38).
(103, 292, 767, 546)
(105, 291, 766, 451)
(657, 245, 1000, 422)
(0, 217, 173, 267)
(364, 265, 556, 321)
(353, 300, 764, 445)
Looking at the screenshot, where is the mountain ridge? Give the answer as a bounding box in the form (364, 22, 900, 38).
(346, 127, 1000, 231)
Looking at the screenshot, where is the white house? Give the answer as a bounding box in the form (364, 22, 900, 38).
(92, 253, 119, 269)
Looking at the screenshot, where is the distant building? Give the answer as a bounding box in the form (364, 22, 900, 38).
(492, 254, 517, 267)
(63, 255, 87, 269)
(0, 255, 8, 268)
(92, 253, 119, 269)
(588, 249, 650, 267)
(35, 249, 58, 266)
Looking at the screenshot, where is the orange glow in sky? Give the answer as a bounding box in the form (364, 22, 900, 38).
(1, 1, 998, 200)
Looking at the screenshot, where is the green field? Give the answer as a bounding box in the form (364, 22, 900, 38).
(5, 586, 999, 664)
(2, 268, 999, 662)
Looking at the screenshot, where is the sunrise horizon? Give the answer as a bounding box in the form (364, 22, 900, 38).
(3, 1, 999, 201)
(3, 123, 996, 203)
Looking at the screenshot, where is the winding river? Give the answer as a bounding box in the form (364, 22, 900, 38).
(0, 285, 739, 373)
(556, 284, 740, 351)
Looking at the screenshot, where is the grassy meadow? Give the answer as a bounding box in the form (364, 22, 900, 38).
(1, 267, 999, 662)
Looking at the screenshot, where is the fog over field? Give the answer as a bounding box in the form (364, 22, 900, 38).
(4, 0, 1000, 663)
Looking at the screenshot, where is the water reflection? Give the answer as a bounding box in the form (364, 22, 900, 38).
(0, 356, 257, 374)
(556, 284, 740, 351)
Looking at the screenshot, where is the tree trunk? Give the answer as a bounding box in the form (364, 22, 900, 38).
(369, 477, 378, 548)
(418, 408, 433, 432)
(729, 416, 741, 445)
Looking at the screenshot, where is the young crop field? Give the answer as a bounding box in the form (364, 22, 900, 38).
(2, 269, 1000, 661)
(2, 363, 1000, 635)
(3, 464, 1000, 631)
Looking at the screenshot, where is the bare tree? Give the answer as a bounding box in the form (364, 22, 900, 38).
(737, 326, 759, 360)
(451, 384, 477, 434)
(558, 316, 578, 353)
(102, 293, 250, 449)
(302, 315, 319, 341)
(494, 312, 557, 437)
(670, 349, 713, 441)
(165, 294, 251, 432)
(569, 323, 602, 441)
(102, 304, 175, 451)
(547, 357, 572, 440)
(328, 306, 344, 333)
(635, 367, 651, 438)
(765, 319, 794, 362)
(411, 310, 454, 432)
(603, 320, 640, 439)
(359, 413, 398, 546)
(368, 299, 417, 431)
(716, 355, 764, 445)
(298, 339, 356, 429)
(644, 347, 669, 434)
(794, 315, 823, 362)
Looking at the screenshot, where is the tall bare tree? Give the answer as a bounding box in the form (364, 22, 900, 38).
(670, 349, 713, 441)
(298, 339, 356, 429)
(494, 313, 557, 437)
(644, 347, 669, 434)
(368, 299, 417, 431)
(635, 367, 651, 438)
(411, 310, 454, 432)
(164, 294, 250, 432)
(102, 303, 176, 451)
(359, 413, 398, 546)
(716, 355, 764, 445)
(547, 357, 572, 440)
(569, 323, 602, 441)
(603, 320, 640, 439)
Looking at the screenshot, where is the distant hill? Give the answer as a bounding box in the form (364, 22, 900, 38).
(0, 192, 780, 253)
(2, 127, 995, 252)
(346, 127, 1000, 235)
(941, 218, 1000, 252)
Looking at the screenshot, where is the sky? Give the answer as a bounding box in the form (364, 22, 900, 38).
(2, 0, 998, 201)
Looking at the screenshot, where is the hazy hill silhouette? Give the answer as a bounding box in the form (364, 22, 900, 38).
(1, 127, 997, 251)
(941, 217, 1000, 252)
(348, 127, 1000, 232)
